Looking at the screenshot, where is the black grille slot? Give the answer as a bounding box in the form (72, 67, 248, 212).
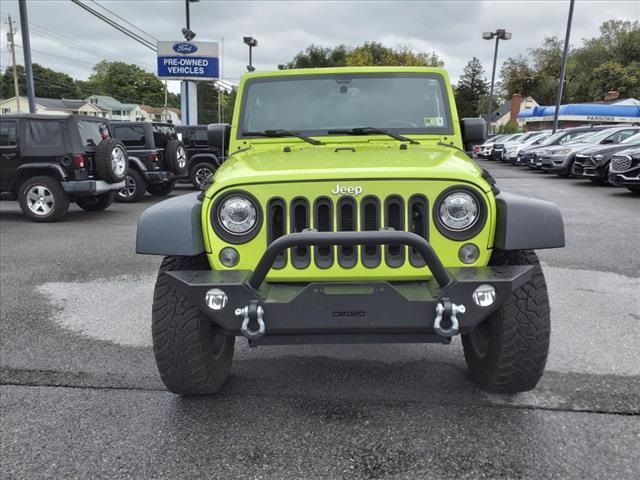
(267, 198, 287, 269)
(360, 196, 380, 268)
(290, 197, 310, 268)
(337, 197, 357, 268)
(314, 197, 334, 268)
(408, 195, 428, 267)
(384, 196, 405, 267)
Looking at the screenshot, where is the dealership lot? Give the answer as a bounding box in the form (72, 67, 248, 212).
(1, 164, 639, 478)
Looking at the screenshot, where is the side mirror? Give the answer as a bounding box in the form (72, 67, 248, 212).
(207, 124, 231, 157)
(461, 118, 487, 152)
(601, 138, 614, 144)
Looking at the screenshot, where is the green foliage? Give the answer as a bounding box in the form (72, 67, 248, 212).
(197, 82, 237, 124)
(82, 61, 165, 105)
(498, 20, 640, 104)
(454, 57, 488, 118)
(498, 122, 521, 134)
(287, 42, 443, 68)
(1, 63, 78, 99)
(287, 45, 348, 68)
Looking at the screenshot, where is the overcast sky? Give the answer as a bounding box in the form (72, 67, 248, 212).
(1, 0, 638, 96)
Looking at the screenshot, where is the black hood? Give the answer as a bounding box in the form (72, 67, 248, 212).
(577, 142, 640, 157)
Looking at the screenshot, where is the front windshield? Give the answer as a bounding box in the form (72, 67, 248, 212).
(569, 129, 619, 145)
(621, 131, 640, 144)
(240, 73, 453, 136)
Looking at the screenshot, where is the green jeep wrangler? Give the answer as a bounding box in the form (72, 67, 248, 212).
(137, 67, 564, 395)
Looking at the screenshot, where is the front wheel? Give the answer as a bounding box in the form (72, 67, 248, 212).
(76, 191, 116, 211)
(462, 249, 550, 393)
(152, 254, 235, 395)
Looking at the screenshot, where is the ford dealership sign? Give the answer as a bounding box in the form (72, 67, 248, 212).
(157, 41, 219, 80)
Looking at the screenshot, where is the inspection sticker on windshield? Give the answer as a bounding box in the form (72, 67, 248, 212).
(424, 117, 444, 127)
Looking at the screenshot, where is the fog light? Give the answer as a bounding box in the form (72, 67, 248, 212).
(205, 288, 228, 310)
(459, 243, 480, 264)
(219, 247, 239, 267)
(472, 284, 496, 307)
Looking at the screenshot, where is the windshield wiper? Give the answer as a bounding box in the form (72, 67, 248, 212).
(243, 129, 323, 145)
(326, 127, 420, 145)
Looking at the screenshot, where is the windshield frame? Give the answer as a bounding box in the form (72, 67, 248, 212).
(237, 72, 454, 139)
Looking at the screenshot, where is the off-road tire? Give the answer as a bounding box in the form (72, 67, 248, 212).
(152, 254, 235, 395)
(147, 180, 175, 196)
(189, 162, 216, 189)
(76, 191, 116, 212)
(95, 139, 128, 183)
(165, 140, 188, 175)
(18, 176, 69, 222)
(462, 249, 550, 393)
(116, 169, 146, 203)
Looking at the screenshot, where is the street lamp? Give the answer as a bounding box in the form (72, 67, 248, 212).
(243, 36, 258, 72)
(483, 29, 511, 132)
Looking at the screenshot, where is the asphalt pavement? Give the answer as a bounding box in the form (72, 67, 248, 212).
(1, 163, 639, 480)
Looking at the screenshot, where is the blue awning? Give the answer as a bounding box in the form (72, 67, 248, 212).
(518, 103, 640, 119)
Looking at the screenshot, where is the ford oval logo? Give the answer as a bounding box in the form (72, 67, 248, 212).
(173, 42, 198, 54)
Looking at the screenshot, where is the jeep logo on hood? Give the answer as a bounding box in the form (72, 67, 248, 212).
(332, 184, 363, 196)
(173, 42, 198, 54)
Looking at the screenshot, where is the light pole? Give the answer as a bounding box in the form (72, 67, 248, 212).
(483, 29, 511, 133)
(243, 36, 258, 72)
(181, 0, 199, 125)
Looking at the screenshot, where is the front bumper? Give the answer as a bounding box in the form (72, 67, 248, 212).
(608, 172, 640, 187)
(539, 154, 571, 172)
(572, 156, 605, 179)
(62, 179, 125, 195)
(164, 231, 533, 345)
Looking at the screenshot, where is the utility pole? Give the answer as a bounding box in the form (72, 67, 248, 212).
(552, 0, 576, 133)
(18, 0, 36, 113)
(7, 16, 21, 113)
(163, 80, 168, 122)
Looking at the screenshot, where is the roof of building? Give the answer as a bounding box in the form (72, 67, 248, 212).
(84, 95, 138, 112)
(518, 103, 640, 119)
(481, 100, 512, 122)
(33, 97, 86, 110)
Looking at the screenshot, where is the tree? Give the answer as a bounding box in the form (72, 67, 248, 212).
(81, 61, 165, 105)
(0, 64, 78, 99)
(287, 42, 444, 69)
(287, 45, 348, 68)
(454, 57, 488, 118)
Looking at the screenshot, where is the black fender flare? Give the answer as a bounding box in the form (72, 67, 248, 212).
(494, 191, 565, 250)
(12, 163, 68, 191)
(136, 192, 204, 256)
(128, 156, 148, 172)
(188, 153, 221, 169)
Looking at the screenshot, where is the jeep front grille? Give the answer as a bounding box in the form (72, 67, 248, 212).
(267, 195, 429, 269)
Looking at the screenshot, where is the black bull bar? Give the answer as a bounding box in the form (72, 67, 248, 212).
(165, 231, 533, 345)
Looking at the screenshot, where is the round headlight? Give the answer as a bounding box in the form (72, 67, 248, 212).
(218, 196, 257, 235)
(439, 192, 479, 231)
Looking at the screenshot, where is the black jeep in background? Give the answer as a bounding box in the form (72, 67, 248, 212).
(0, 114, 127, 222)
(176, 124, 227, 189)
(110, 122, 187, 202)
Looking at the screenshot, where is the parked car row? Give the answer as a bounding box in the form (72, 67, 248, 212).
(0, 114, 227, 222)
(474, 124, 640, 193)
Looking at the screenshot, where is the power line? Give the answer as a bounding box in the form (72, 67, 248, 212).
(27, 22, 156, 70)
(69, 0, 156, 51)
(89, 0, 158, 44)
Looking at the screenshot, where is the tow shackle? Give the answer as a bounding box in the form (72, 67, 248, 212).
(433, 298, 466, 337)
(236, 301, 266, 339)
